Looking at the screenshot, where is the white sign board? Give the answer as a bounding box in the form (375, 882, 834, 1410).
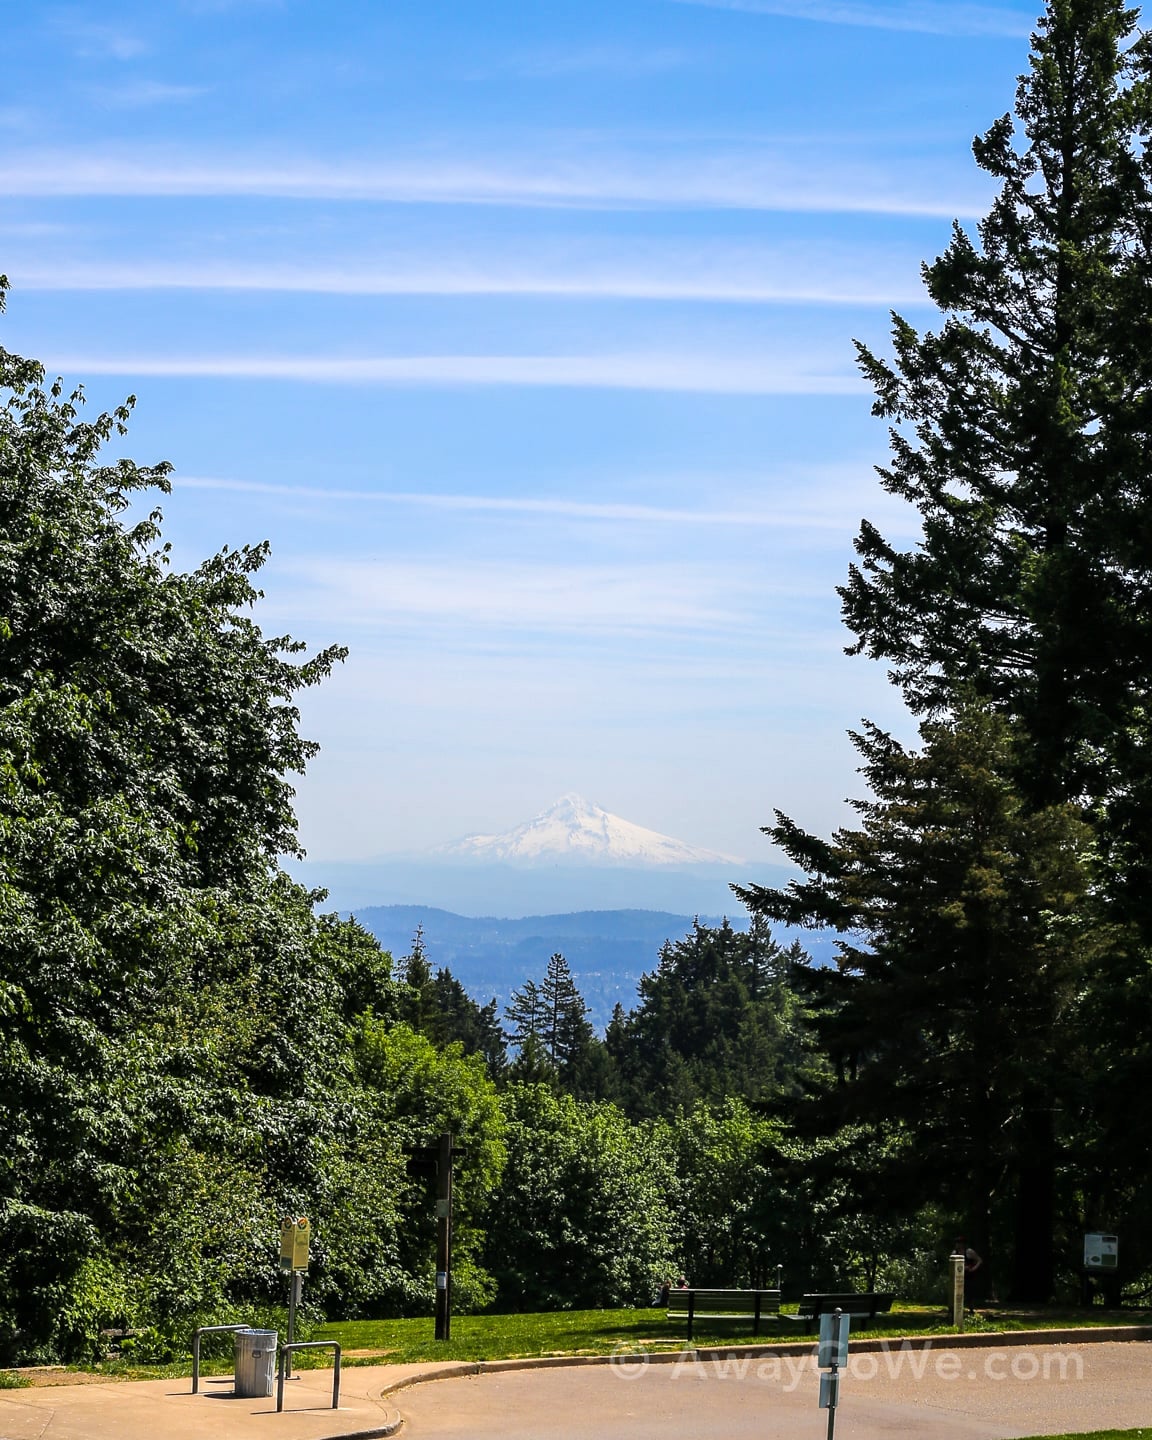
(1084, 1233, 1118, 1270)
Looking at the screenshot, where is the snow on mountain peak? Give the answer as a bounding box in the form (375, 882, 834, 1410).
(434, 795, 742, 868)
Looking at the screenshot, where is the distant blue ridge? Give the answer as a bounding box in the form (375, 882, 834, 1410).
(353, 902, 838, 1031)
(285, 856, 792, 917)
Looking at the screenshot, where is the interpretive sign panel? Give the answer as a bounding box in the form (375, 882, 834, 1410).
(1084, 1233, 1118, 1270)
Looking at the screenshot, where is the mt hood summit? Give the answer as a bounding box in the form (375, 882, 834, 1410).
(435, 794, 741, 868)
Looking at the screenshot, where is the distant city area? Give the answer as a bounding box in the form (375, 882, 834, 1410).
(355, 903, 836, 1030)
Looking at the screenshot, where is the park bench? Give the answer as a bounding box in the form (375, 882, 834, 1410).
(666, 1287, 781, 1341)
(791, 1292, 894, 1330)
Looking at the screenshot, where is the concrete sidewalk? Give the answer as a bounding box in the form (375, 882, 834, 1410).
(3, 1336, 1151, 1439)
(0, 1360, 426, 1440)
(397, 1339, 1152, 1439)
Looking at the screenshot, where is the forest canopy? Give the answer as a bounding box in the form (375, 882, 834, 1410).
(8, 0, 1152, 1361)
(0, 290, 834, 1364)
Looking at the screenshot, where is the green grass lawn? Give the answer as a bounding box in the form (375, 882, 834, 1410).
(1017, 1432, 1152, 1439)
(317, 1308, 672, 1365)
(28, 1301, 1152, 1381)
(310, 1303, 1152, 1369)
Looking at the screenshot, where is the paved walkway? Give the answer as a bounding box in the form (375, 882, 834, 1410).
(397, 1341, 1152, 1439)
(1, 1340, 1150, 1439)
(0, 1360, 419, 1440)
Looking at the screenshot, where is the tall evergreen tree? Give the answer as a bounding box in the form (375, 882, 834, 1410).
(607, 918, 814, 1118)
(401, 926, 432, 990)
(504, 978, 545, 1050)
(504, 956, 593, 1071)
(425, 970, 507, 1075)
(540, 952, 594, 1068)
(843, 0, 1152, 808)
(397, 928, 506, 1073)
(747, 0, 1152, 1297)
(739, 707, 1104, 1293)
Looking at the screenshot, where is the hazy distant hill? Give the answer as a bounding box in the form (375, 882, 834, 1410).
(292, 859, 770, 917)
(288, 794, 783, 916)
(354, 905, 835, 1030)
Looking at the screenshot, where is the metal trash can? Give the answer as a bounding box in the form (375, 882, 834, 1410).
(234, 1328, 278, 1398)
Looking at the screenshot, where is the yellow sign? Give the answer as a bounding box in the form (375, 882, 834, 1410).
(280, 1216, 311, 1271)
(293, 1216, 311, 1269)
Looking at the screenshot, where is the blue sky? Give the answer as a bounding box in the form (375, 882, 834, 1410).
(3, 0, 1038, 863)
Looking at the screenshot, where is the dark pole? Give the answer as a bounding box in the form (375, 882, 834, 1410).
(286, 1269, 297, 1379)
(826, 1306, 842, 1440)
(434, 1131, 453, 1341)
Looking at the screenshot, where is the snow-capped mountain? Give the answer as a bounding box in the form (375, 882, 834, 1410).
(433, 793, 742, 868)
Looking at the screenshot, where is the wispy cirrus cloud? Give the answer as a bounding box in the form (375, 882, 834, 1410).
(179, 0, 286, 11)
(0, 106, 40, 132)
(281, 555, 758, 635)
(91, 80, 207, 108)
(0, 149, 988, 217)
(508, 45, 691, 77)
(670, 0, 1033, 37)
(42, 350, 865, 395)
(176, 475, 874, 531)
(12, 256, 923, 306)
(50, 14, 149, 59)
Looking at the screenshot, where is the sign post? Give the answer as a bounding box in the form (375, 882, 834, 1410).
(280, 1216, 311, 1376)
(818, 1307, 849, 1439)
(406, 1133, 466, 1342)
(434, 1132, 455, 1342)
(949, 1250, 966, 1331)
(288, 1269, 302, 1351)
(1083, 1232, 1120, 1306)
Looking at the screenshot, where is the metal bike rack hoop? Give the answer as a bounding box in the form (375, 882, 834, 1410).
(276, 1340, 342, 1413)
(191, 1324, 253, 1394)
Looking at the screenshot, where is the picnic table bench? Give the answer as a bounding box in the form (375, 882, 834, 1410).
(666, 1287, 781, 1341)
(791, 1292, 894, 1330)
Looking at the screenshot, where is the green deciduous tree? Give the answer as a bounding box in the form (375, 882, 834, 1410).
(483, 1083, 674, 1309)
(660, 1099, 786, 1289)
(0, 292, 431, 1359)
(351, 1021, 506, 1315)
